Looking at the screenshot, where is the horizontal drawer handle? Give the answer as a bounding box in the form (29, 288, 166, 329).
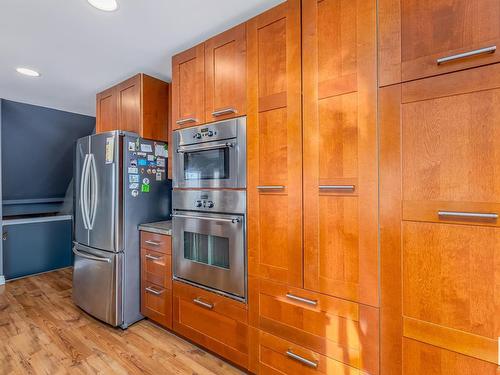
(145, 240, 162, 246)
(286, 293, 317, 306)
(176, 117, 198, 125)
(212, 108, 237, 117)
(193, 298, 214, 309)
(145, 286, 164, 296)
(286, 350, 318, 368)
(437, 45, 496, 65)
(145, 254, 162, 261)
(438, 211, 498, 220)
(257, 185, 285, 190)
(319, 185, 355, 191)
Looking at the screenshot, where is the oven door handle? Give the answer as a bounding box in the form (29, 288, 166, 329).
(172, 213, 240, 224)
(176, 142, 234, 153)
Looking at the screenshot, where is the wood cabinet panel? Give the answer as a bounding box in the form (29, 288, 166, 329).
(117, 74, 141, 134)
(172, 281, 248, 369)
(205, 24, 246, 122)
(140, 248, 171, 289)
(140, 232, 171, 254)
(302, 0, 378, 306)
(379, 0, 500, 85)
(257, 331, 359, 375)
(249, 278, 379, 374)
(96, 86, 117, 133)
(141, 74, 169, 142)
(171, 44, 205, 129)
(247, 0, 302, 288)
(141, 281, 172, 329)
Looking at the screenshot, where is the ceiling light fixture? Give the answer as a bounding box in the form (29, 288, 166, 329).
(87, 0, 118, 11)
(16, 67, 40, 77)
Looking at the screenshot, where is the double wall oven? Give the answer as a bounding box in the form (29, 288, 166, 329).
(172, 117, 247, 302)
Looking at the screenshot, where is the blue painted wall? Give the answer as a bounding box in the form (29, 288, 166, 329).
(1, 99, 95, 279)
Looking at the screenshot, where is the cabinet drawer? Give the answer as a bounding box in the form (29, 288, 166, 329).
(141, 281, 172, 329)
(141, 248, 171, 289)
(172, 281, 248, 369)
(250, 278, 379, 374)
(140, 232, 171, 254)
(258, 331, 359, 375)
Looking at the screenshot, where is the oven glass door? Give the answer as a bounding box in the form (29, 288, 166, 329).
(175, 141, 238, 188)
(172, 211, 245, 299)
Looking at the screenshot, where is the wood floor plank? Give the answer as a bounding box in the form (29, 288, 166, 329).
(0, 268, 244, 375)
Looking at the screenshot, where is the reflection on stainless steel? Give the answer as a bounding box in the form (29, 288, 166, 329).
(173, 190, 247, 302)
(173, 116, 246, 189)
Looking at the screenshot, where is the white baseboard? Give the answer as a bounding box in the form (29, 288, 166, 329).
(0, 275, 5, 286)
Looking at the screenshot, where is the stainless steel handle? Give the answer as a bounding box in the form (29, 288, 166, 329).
(193, 298, 214, 309)
(257, 185, 285, 190)
(88, 154, 98, 230)
(285, 350, 318, 368)
(177, 142, 234, 153)
(437, 45, 496, 65)
(145, 286, 164, 296)
(145, 240, 162, 246)
(286, 293, 318, 306)
(172, 214, 240, 224)
(438, 211, 498, 220)
(80, 154, 90, 230)
(72, 247, 111, 263)
(319, 185, 355, 191)
(176, 117, 198, 125)
(211, 108, 237, 117)
(145, 254, 162, 261)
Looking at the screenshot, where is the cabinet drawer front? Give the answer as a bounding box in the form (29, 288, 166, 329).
(252, 279, 379, 374)
(403, 222, 500, 348)
(141, 248, 171, 289)
(141, 281, 172, 329)
(173, 281, 248, 368)
(140, 232, 171, 254)
(258, 331, 359, 375)
(400, 0, 500, 82)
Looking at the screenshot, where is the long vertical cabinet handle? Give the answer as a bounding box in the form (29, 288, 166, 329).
(80, 154, 90, 229)
(88, 154, 99, 230)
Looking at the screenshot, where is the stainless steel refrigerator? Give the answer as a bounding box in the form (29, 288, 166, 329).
(73, 131, 171, 328)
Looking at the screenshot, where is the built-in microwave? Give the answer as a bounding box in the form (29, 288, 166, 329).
(172, 117, 246, 189)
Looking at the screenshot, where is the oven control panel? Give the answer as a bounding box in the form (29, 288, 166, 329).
(195, 199, 215, 209)
(193, 128, 217, 140)
(172, 189, 246, 214)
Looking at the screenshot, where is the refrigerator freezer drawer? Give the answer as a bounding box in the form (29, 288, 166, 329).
(72, 243, 122, 326)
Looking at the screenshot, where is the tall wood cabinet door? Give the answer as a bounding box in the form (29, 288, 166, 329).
(171, 44, 205, 130)
(247, 0, 302, 287)
(96, 86, 117, 133)
(205, 24, 246, 122)
(379, 0, 500, 85)
(302, 0, 378, 307)
(116, 74, 142, 134)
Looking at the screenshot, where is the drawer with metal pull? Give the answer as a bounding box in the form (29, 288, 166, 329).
(140, 248, 171, 289)
(141, 281, 172, 329)
(140, 232, 171, 254)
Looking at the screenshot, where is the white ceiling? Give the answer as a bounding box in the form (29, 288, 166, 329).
(0, 0, 283, 116)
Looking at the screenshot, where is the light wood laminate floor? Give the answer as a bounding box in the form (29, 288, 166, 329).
(0, 268, 244, 375)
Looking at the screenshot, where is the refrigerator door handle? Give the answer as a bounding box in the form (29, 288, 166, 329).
(80, 154, 90, 230)
(72, 246, 111, 263)
(88, 154, 99, 230)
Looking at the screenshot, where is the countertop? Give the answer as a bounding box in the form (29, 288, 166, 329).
(138, 220, 172, 236)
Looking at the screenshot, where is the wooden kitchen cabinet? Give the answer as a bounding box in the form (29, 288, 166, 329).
(379, 0, 500, 86)
(302, 0, 378, 307)
(171, 44, 205, 129)
(96, 73, 169, 142)
(205, 23, 246, 122)
(379, 64, 500, 374)
(247, 0, 303, 288)
(140, 231, 172, 329)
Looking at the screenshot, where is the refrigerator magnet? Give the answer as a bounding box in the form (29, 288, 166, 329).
(141, 184, 150, 193)
(131, 189, 139, 197)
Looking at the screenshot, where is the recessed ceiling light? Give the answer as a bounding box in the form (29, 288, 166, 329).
(16, 67, 40, 77)
(87, 0, 118, 11)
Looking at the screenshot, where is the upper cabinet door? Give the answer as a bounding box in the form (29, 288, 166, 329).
(116, 74, 142, 135)
(302, 0, 378, 306)
(205, 24, 246, 122)
(96, 86, 118, 133)
(247, 0, 302, 287)
(379, 0, 500, 85)
(171, 44, 205, 129)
